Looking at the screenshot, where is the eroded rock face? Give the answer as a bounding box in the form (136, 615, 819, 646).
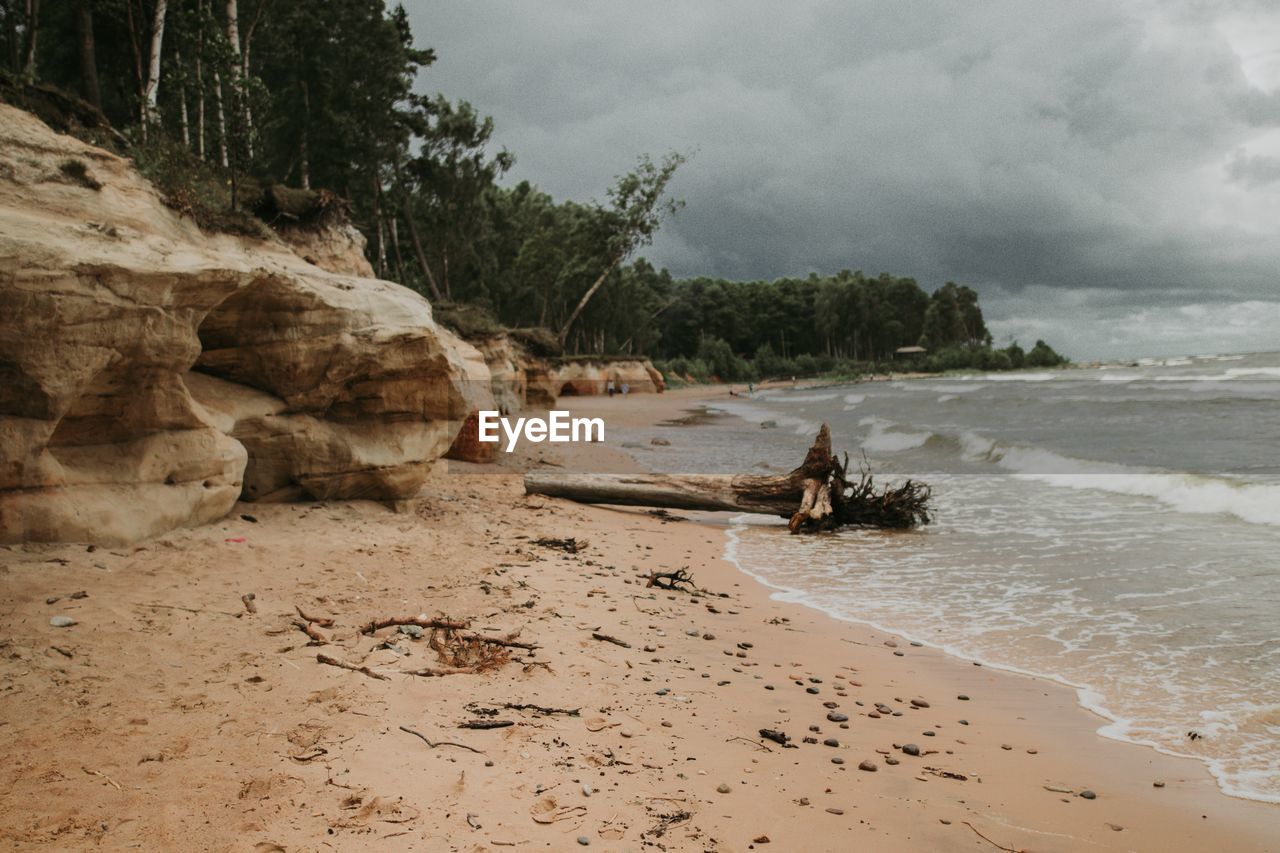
(552, 359, 665, 396)
(275, 221, 376, 279)
(0, 104, 489, 543)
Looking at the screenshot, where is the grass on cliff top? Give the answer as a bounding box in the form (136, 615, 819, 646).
(132, 138, 272, 240)
(431, 304, 565, 358)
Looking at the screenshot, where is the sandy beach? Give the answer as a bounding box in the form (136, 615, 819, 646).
(2, 386, 1277, 851)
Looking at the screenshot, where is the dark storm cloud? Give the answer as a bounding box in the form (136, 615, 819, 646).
(406, 1, 1280, 355)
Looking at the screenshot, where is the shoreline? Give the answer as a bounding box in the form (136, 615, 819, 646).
(721, 517, 1275, 808)
(0, 385, 1276, 850)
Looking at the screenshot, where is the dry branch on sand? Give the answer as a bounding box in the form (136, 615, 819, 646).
(524, 423, 932, 533)
(316, 653, 389, 681)
(646, 568, 697, 592)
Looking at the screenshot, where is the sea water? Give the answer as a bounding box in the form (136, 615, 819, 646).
(623, 351, 1280, 803)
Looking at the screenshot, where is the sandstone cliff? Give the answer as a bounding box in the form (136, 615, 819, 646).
(552, 359, 665, 396)
(0, 104, 490, 544)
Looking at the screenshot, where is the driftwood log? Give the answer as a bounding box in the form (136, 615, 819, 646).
(524, 424, 931, 533)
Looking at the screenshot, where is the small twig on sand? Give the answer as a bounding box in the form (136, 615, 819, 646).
(82, 766, 121, 790)
(293, 619, 330, 646)
(646, 568, 697, 592)
(295, 605, 334, 627)
(136, 602, 241, 617)
(533, 536, 587, 553)
(241, 593, 257, 614)
(591, 632, 631, 648)
(403, 665, 479, 677)
(963, 821, 1023, 852)
(499, 702, 580, 716)
(362, 615, 470, 635)
(725, 736, 774, 753)
(316, 653, 389, 681)
(458, 720, 514, 730)
(398, 725, 485, 754)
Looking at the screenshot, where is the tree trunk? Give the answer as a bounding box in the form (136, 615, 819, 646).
(75, 1, 101, 108)
(524, 424, 932, 533)
(298, 79, 310, 188)
(213, 70, 228, 167)
(402, 207, 443, 302)
(142, 0, 168, 131)
(558, 253, 622, 346)
(388, 215, 406, 283)
(194, 0, 205, 159)
(223, 0, 254, 158)
(22, 0, 39, 83)
(177, 47, 189, 147)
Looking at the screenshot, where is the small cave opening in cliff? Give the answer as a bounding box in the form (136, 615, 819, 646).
(188, 283, 295, 502)
(558, 382, 581, 396)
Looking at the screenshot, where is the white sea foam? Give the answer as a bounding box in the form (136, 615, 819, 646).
(959, 431, 1280, 527)
(776, 392, 840, 403)
(859, 417, 933, 453)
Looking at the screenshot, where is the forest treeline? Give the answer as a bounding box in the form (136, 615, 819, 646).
(2, 0, 1066, 378)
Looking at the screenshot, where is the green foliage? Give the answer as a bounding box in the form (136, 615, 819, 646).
(133, 133, 269, 238)
(430, 301, 505, 341)
(695, 335, 754, 382)
(58, 158, 101, 190)
(1026, 339, 1069, 367)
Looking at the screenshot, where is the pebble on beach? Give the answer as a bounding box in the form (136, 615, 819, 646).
(49, 616, 76, 628)
(857, 759, 877, 772)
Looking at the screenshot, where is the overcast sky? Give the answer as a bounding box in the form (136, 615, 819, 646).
(407, 1, 1280, 359)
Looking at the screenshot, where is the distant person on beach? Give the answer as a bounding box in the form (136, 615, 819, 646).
(747, 381, 754, 396)
(621, 382, 630, 396)
(607, 379, 615, 397)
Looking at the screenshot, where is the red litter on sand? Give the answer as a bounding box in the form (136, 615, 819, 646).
(224, 537, 246, 543)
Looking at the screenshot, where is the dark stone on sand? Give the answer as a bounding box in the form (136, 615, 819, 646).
(823, 738, 839, 747)
(901, 744, 920, 756)
(885, 757, 900, 765)
(1153, 781, 1166, 788)
(1001, 744, 1012, 750)
(867, 712, 880, 719)
(831, 756, 845, 765)
(958, 719, 969, 725)
(1079, 790, 1097, 800)
(809, 677, 822, 683)
(765, 685, 775, 690)
(957, 694, 970, 700)
(809, 725, 821, 732)
(806, 687, 820, 695)
(823, 701, 838, 709)
(827, 713, 848, 723)
(893, 651, 904, 657)
(910, 699, 930, 708)
(826, 807, 844, 815)
(923, 730, 935, 736)
(857, 760, 877, 771)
